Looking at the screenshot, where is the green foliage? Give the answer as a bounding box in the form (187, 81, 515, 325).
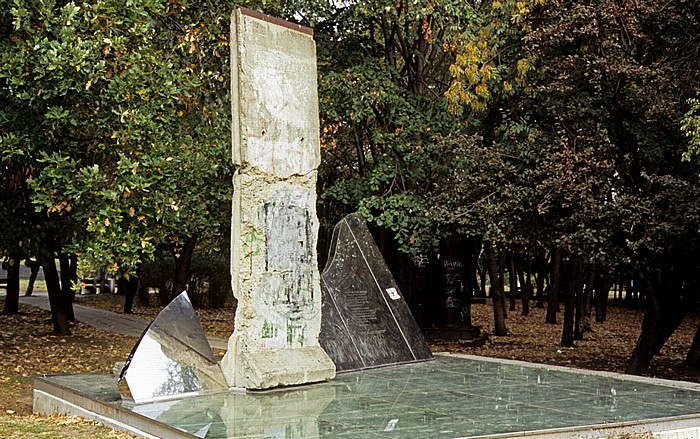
(683, 97, 700, 165)
(1, 0, 234, 277)
(3, 0, 699, 301)
(440, 0, 700, 275)
(141, 251, 232, 308)
(359, 192, 444, 254)
(317, 0, 473, 254)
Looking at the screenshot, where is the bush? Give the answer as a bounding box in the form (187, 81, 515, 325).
(139, 256, 174, 306)
(187, 253, 232, 309)
(139, 252, 232, 309)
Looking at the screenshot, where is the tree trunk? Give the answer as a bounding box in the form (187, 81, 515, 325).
(123, 269, 141, 314)
(485, 241, 508, 336)
(518, 256, 531, 317)
(24, 260, 40, 297)
(686, 322, 700, 368)
(626, 273, 687, 375)
(478, 263, 488, 298)
(2, 251, 21, 314)
(534, 250, 546, 308)
(595, 272, 610, 323)
(508, 254, 517, 312)
(624, 278, 635, 305)
(117, 276, 128, 298)
(561, 257, 578, 347)
(98, 267, 108, 294)
(498, 251, 507, 318)
(136, 278, 150, 307)
(545, 247, 561, 324)
(40, 246, 71, 335)
(582, 264, 595, 333)
(172, 236, 197, 301)
(59, 253, 77, 321)
(574, 262, 585, 340)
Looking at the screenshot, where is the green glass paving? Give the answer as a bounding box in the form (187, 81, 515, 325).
(40, 355, 700, 438)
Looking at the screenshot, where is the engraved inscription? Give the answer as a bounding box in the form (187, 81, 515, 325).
(442, 259, 463, 309)
(345, 290, 378, 326)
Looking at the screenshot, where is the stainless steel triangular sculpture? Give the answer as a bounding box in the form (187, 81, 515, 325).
(118, 292, 228, 403)
(320, 213, 434, 372)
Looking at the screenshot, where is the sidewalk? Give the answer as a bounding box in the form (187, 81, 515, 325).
(18, 293, 228, 351)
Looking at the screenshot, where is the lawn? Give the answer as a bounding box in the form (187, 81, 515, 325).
(0, 300, 136, 438)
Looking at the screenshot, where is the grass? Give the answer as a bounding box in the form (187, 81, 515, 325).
(22, 280, 47, 293)
(0, 414, 134, 438)
(0, 301, 137, 438)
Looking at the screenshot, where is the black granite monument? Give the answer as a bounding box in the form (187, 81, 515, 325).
(320, 213, 433, 372)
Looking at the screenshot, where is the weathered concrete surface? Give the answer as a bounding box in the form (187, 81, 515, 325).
(230, 8, 320, 178)
(220, 8, 335, 389)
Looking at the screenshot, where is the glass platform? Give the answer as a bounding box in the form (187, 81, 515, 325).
(34, 354, 700, 438)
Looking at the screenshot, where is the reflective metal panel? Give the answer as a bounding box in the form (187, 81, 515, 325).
(119, 292, 228, 403)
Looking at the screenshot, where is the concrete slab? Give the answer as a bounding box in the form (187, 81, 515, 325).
(33, 354, 700, 438)
(221, 7, 334, 390)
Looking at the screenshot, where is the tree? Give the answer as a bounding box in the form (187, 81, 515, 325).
(442, 0, 700, 371)
(316, 0, 476, 255)
(682, 95, 700, 368)
(1, 0, 240, 326)
(525, 0, 700, 374)
(683, 97, 700, 163)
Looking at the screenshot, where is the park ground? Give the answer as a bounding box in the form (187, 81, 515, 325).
(0, 293, 698, 437)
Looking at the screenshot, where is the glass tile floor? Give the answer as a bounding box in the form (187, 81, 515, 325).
(40, 354, 700, 438)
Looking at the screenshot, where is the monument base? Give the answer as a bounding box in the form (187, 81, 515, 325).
(222, 335, 335, 389)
